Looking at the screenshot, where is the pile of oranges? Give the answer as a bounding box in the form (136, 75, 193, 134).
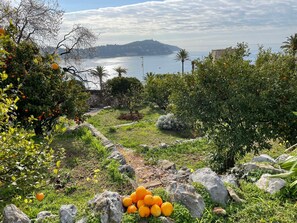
(122, 186, 173, 218)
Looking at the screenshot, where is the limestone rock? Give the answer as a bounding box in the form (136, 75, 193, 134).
(159, 216, 175, 223)
(160, 143, 169, 149)
(226, 187, 246, 203)
(275, 154, 293, 164)
(241, 162, 286, 175)
(36, 211, 57, 222)
(3, 204, 30, 223)
(158, 160, 176, 171)
(167, 181, 205, 218)
(76, 217, 88, 223)
(255, 174, 286, 194)
(60, 205, 77, 223)
(118, 164, 135, 176)
(252, 154, 276, 164)
(88, 191, 124, 223)
(107, 151, 126, 165)
(220, 174, 238, 187)
(190, 168, 228, 205)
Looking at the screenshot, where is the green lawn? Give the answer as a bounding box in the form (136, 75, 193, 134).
(87, 107, 192, 149)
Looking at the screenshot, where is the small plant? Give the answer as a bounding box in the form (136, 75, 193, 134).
(108, 127, 117, 133)
(156, 113, 185, 131)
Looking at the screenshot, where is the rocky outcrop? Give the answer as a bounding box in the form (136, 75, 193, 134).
(36, 211, 57, 222)
(167, 182, 205, 218)
(3, 204, 30, 223)
(108, 151, 126, 165)
(252, 154, 276, 164)
(276, 154, 293, 164)
(158, 160, 176, 171)
(220, 174, 238, 187)
(190, 168, 229, 206)
(60, 205, 77, 223)
(255, 174, 286, 194)
(88, 191, 124, 223)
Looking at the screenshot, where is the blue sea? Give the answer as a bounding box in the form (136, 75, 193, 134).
(71, 50, 258, 90)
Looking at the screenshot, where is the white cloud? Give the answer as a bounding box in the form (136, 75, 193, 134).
(61, 0, 297, 51)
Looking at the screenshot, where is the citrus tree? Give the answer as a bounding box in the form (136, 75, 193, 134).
(172, 43, 297, 172)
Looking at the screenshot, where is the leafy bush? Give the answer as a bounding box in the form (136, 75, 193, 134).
(156, 113, 185, 131)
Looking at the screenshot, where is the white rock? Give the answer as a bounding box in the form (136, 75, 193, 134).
(3, 204, 30, 223)
(252, 154, 276, 164)
(255, 174, 286, 194)
(60, 205, 77, 223)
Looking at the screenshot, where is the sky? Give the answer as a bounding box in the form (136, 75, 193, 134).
(57, 0, 297, 52)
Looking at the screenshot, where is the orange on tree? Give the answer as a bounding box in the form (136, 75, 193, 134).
(161, 202, 173, 217)
(153, 195, 163, 206)
(0, 27, 5, 36)
(127, 205, 137, 214)
(36, 192, 45, 202)
(51, 63, 59, 70)
(144, 194, 154, 206)
(151, 204, 161, 217)
(146, 190, 152, 196)
(136, 186, 147, 200)
(139, 205, 150, 218)
(137, 200, 145, 208)
(130, 192, 138, 203)
(122, 197, 133, 207)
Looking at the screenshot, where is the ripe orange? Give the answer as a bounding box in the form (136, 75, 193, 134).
(153, 195, 163, 206)
(127, 205, 137, 214)
(0, 28, 5, 36)
(146, 190, 152, 196)
(130, 192, 138, 203)
(123, 197, 133, 207)
(139, 205, 150, 218)
(136, 186, 147, 200)
(51, 63, 59, 70)
(150, 204, 161, 217)
(161, 202, 173, 217)
(36, 192, 45, 202)
(137, 200, 145, 208)
(144, 195, 154, 206)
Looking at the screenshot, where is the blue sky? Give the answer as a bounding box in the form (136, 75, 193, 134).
(59, 0, 297, 52)
(59, 0, 161, 12)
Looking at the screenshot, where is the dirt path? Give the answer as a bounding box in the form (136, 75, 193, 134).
(117, 145, 178, 189)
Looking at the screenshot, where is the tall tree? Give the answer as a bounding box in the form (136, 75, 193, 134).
(176, 49, 189, 74)
(114, 66, 127, 77)
(281, 33, 297, 56)
(90, 66, 109, 90)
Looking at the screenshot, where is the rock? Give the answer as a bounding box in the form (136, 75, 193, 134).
(275, 154, 293, 164)
(143, 180, 163, 188)
(159, 216, 175, 223)
(226, 187, 246, 203)
(160, 143, 168, 148)
(175, 167, 191, 182)
(76, 217, 88, 223)
(241, 162, 286, 175)
(252, 154, 276, 164)
(104, 143, 115, 150)
(88, 191, 124, 223)
(3, 204, 30, 223)
(220, 174, 238, 187)
(118, 164, 135, 176)
(190, 168, 228, 206)
(167, 182, 205, 218)
(60, 205, 77, 223)
(158, 160, 176, 171)
(255, 174, 286, 194)
(36, 211, 57, 222)
(107, 151, 126, 165)
(213, 207, 227, 216)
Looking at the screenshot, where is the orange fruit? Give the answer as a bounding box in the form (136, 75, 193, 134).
(36, 192, 45, 202)
(139, 205, 150, 218)
(130, 192, 138, 203)
(0, 28, 5, 36)
(153, 195, 163, 206)
(150, 204, 161, 217)
(122, 197, 133, 207)
(144, 195, 154, 206)
(51, 63, 59, 70)
(161, 202, 173, 217)
(127, 205, 137, 214)
(146, 190, 152, 196)
(137, 200, 145, 208)
(136, 186, 147, 200)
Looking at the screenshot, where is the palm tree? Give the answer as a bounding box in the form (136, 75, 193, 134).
(90, 66, 109, 90)
(175, 49, 189, 74)
(114, 66, 127, 77)
(281, 33, 297, 56)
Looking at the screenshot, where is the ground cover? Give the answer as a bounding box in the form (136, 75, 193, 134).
(87, 107, 192, 149)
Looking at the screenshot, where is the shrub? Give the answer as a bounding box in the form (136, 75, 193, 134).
(156, 113, 185, 131)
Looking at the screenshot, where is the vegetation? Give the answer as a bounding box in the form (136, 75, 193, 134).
(172, 43, 297, 172)
(281, 33, 297, 56)
(175, 49, 190, 74)
(114, 66, 128, 77)
(90, 66, 109, 90)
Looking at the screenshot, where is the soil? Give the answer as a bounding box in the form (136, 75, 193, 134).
(118, 112, 144, 121)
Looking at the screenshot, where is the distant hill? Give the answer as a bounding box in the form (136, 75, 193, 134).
(68, 40, 181, 58)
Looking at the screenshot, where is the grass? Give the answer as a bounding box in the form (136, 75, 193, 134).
(87, 107, 192, 149)
(1, 127, 131, 221)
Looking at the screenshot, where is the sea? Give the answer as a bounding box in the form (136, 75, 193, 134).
(69, 50, 258, 90)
